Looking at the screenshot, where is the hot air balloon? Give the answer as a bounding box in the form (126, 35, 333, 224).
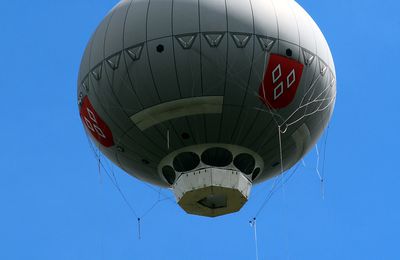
(78, 0, 336, 217)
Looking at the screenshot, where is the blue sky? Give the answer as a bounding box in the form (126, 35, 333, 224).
(1, 0, 399, 259)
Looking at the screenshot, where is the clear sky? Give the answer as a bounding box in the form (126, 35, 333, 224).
(1, 0, 399, 259)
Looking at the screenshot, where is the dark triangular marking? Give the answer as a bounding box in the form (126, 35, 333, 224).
(204, 33, 225, 48)
(106, 52, 121, 70)
(78, 92, 84, 106)
(82, 76, 89, 92)
(329, 70, 336, 86)
(91, 63, 102, 81)
(231, 33, 252, 48)
(319, 59, 327, 76)
(126, 44, 144, 61)
(302, 49, 315, 66)
(176, 34, 197, 49)
(257, 36, 275, 52)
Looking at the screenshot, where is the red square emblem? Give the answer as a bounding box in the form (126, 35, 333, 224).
(259, 54, 304, 109)
(80, 96, 114, 147)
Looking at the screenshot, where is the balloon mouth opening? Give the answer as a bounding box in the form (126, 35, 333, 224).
(197, 194, 228, 210)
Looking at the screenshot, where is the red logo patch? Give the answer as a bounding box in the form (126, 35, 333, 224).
(80, 96, 114, 147)
(259, 54, 304, 109)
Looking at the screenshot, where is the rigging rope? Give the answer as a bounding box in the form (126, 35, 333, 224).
(249, 218, 259, 260)
(321, 125, 330, 200)
(85, 133, 174, 239)
(315, 144, 325, 199)
(137, 218, 141, 240)
(253, 163, 301, 218)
